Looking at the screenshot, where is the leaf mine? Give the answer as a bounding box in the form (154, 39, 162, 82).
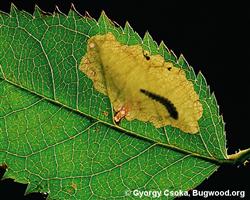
(80, 32, 203, 133)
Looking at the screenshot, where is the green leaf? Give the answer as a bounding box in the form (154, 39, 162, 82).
(0, 5, 249, 200)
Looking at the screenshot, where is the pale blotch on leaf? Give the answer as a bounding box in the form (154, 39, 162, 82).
(79, 32, 203, 134)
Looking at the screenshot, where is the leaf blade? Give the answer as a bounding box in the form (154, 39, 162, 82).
(0, 6, 227, 199)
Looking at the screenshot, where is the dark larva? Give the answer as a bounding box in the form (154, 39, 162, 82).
(140, 89, 178, 120)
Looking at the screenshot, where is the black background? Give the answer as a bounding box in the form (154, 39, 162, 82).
(0, 1, 249, 199)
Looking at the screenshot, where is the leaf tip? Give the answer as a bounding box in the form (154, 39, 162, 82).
(10, 3, 18, 15)
(124, 21, 131, 28)
(142, 31, 159, 53)
(24, 183, 35, 195)
(33, 4, 42, 16)
(178, 54, 190, 69)
(84, 11, 92, 18)
(33, 5, 50, 18)
(70, 2, 76, 10)
(24, 182, 49, 197)
(0, 163, 8, 172)
(159, 40, 170, 52)
(69, 3, 82, 18)
(98, 10, 119, 33)
(10, 3, 17, 10)
(54, 5, 64, 15)
(143, 31, 151, 41)
(100, 10, 108, 19)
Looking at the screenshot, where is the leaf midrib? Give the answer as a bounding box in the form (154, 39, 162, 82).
(1, 76, 227, 166)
